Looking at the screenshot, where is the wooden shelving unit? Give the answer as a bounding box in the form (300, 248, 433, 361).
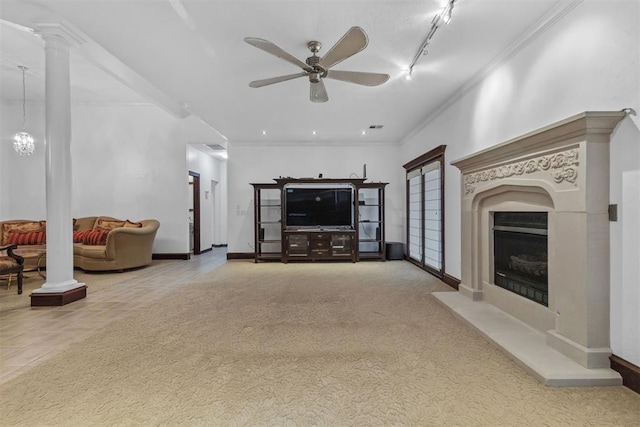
(283, 229, 356, 262)
(251, 178, 387, 262)
(252, 183, 282, 262)
(355, 182, 386, 261)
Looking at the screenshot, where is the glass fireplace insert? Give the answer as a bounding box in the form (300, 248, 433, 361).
(493, 212, 548, 306)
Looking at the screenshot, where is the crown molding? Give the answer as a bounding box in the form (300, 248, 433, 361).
(17, 18, 192, 120)
(401, 0, 584, 145)
(230, 139, 400, 147)
(74, 39, 191, 119)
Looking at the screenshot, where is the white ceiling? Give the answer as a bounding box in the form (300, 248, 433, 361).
(0, 0, 563, 145)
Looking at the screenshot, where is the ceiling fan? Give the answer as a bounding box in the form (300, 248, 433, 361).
(244, 27, 390, 103)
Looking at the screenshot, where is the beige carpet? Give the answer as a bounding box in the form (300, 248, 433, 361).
(1, 261, 639, 425)
(0, 261, 175, 312)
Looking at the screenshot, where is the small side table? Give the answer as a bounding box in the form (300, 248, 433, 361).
(14, 248, 46, 279)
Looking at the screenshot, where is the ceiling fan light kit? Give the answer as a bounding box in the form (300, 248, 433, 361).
(245, 27, 390, 103)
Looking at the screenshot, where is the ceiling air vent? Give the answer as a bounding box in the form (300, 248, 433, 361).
(206, 144, 226, 151)
(369, 125, 383, 129)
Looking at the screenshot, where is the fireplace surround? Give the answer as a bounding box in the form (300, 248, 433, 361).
(435, 111, 627, 386)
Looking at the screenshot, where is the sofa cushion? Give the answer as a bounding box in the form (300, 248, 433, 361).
(74, 217, 98, 232)
(73, 230, 91, 243)
(76, 245, 107, 260)
(1, 221, 45, 245)
(83, 230, 108, 246)
(123, 220, 143, 228)
(94, 218, 125, 231)
(7, 230, 46, 245)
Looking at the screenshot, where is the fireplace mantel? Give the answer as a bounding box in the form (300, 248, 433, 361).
(451, 111, 627, 172)
(435, 111, 627, 386)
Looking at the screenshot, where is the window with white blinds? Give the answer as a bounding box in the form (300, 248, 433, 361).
(403, 146, 445, 277)
(408, 174, 422, 262)
(423, 162, 442, 270)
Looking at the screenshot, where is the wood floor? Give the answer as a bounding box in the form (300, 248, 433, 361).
(0, 247, 228, 385)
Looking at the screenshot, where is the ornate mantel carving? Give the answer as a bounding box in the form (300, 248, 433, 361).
(463, 149, 579, 194)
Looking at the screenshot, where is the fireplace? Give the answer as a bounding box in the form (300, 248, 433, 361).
(437, 111, 627, 384)
(493, 212, 548, 306)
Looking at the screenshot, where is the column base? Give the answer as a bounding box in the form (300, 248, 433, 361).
(30, 285, 87, 307)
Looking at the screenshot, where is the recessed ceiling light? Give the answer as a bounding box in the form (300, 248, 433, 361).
(362, 131, 367, 135)
(312, 130, 317, 135)
(262, 130, 266, 135)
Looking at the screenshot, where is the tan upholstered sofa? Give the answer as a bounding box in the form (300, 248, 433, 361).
(0, 216, 160, 272)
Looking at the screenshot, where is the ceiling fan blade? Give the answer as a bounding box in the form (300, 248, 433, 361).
(249, 72, 307, 88)
(326, 70, 390, 86)
(244, 37, 313, 72)
(318, 27, 368, 70)
(310, 80, 328, 103)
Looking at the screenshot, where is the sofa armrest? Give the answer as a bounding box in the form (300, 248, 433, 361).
(104, 220, 160, 261)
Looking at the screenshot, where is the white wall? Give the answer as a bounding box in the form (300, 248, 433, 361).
(187, 145, 228, 248)
(0, 101, 226, 254)
(227, 142, 403, 254)
(0, 100, 46, 219)
(609, 116, 640, 365)
(400, 0, 640, 365)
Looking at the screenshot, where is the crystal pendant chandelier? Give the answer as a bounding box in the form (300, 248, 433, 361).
(13, 65, 35, 156)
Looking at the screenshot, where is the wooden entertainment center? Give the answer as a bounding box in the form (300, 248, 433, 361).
(251, 178, 387, 263)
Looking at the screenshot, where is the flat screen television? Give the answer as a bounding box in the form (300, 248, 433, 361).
(285, 187, 353, 228)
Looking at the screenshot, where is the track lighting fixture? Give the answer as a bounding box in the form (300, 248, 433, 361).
(405, 0, 457, 80)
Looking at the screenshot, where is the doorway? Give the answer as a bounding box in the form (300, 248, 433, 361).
(189, 171, 201, 255)
(211, 179, 219, 246)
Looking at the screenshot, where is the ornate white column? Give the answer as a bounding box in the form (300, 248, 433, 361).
(31, 23, 86, 304)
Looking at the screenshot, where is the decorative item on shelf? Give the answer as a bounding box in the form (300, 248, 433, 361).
(13, 65, 35, 156)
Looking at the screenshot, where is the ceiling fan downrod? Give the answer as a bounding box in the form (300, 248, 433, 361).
(306, 41, 327, 83)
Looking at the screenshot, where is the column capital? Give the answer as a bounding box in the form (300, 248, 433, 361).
(33, 22, 85, 48)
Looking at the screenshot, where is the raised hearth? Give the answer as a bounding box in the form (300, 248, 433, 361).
(436, 111, 627, 386)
